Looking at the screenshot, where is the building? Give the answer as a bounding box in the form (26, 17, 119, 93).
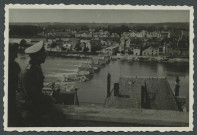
(130, 31, 136, 38)
(93, 32, 99, 38)
(121, 30, 163, 39)
(49, 45, 61, 52)
(100, 40, 107, 46)
(75, 33, 81, 38)
(158, 44, 172, 56)
(142, 46, 159, 56)
(81, 32, 92, 38)
(44, 39, 53, 51)
(111, 33, 120, 38)
(55, 32, 71, 37)
(105, 45, 119, 55)
(122, 31, 146, 38)
(133, 48, 141, 56)
(146, 31, 161, 38)
(105, 77, 180, 111)
(111, 41, 119, 46)
(62, 41, 72, 50)
(98, 30, 109, 37)
(136, 31, 145, 38)
(161, 31, 171, 38)
(75, 31, 92, 38)
(80, 40, 91, 52)
(122, 32, 130, 38)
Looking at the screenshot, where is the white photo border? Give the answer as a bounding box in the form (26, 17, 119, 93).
(4, 4, 194, 132)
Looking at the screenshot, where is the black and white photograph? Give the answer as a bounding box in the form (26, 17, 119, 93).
(4, 5, 194, 132)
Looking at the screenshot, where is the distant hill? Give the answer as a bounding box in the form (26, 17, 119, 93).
(9, 22, 189, 29)
(9, 22, 189, 38)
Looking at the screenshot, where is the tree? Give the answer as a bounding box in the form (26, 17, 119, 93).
(128, 49, 133, 55)
(9, 25, 42, 37)
(74, 43, 82, 51)
(51, 42, 57, 48)
(81, 25, 89, 31)
(91, 44, 102, 53)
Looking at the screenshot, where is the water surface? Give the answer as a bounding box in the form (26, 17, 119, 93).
(16, 55, 189, 109)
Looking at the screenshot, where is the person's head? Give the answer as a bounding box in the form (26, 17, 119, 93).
(25, 41, 47, 65)
(9, 43, 19, 61)
(29, 47, 46, 64)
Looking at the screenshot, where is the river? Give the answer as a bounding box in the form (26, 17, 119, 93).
(16, 54, 189, 109)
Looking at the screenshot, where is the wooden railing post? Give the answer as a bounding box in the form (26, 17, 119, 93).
(114, 83, 119, 97)
(107, 73, 111, 97)
(175, 76, 180, 96)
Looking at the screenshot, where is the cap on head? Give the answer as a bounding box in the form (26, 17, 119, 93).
(25, 41, 44, 54)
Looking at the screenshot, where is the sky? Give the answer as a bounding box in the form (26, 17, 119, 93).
(9, 9, 189, 23)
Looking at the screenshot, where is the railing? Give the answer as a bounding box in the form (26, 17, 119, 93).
(42, 88, 79, 105)
(42, 88, 53, 95)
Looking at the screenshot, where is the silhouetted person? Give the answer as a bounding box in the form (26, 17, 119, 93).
(21, 41, 54, 126)
(22, 41, 47, 104)
(21, 41, 64, 126)
(8, 43, 21, 126)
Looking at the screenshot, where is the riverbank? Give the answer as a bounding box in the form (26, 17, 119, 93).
(45, 51, 189, 63)
(46, 51, 95, 59)
(113, 55, 189, 63)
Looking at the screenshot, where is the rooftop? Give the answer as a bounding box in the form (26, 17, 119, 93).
(105, 77, 179, 111)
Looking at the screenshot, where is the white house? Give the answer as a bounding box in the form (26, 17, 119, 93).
(63, 41, 72, 50)
(146, 31, 161, 38)
(161, 31, 171, 38)
(81, 32, 92, 38)
(133, 48, 141, 56)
